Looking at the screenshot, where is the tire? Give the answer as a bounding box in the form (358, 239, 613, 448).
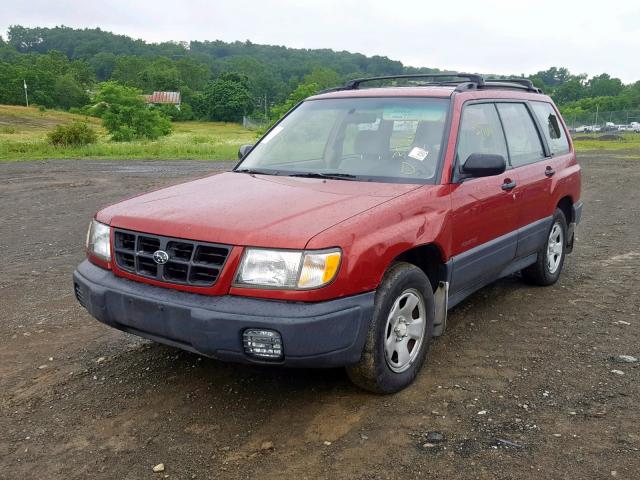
(522, 209, 567, 286)
(346, 262, 434, 394)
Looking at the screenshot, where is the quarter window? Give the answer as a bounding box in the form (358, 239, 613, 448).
(531, 101, 570, 155)
(496, 103, 545, 167)
(456, 103, 508, 170)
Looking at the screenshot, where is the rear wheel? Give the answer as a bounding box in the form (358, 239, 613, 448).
(522, 209, 567, 286)
(346, 262, 434, 394)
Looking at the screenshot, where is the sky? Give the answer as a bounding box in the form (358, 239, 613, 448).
(1, 0, 639, 83)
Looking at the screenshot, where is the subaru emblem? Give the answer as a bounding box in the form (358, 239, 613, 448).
(153, 250, 170, 265)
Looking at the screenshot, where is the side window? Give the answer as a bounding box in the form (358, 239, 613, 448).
(457, 103, 508, 168)
(530, 101, 570, 155)
(496, 103, 545, 167)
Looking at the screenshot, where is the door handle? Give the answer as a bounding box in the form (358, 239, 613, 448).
(501, 179, 517, 191)
(545, 166, 556, 177)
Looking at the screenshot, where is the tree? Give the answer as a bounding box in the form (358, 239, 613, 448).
(94, 81, 172, 140)
(103, 106, 172, 141)
(94, 81, 144, 108)
(111, 55, 148, 88)
(303, 68, 341, 90)
(175, 57, 211, 91)
(202, 73, 253, 122)
(52, 74, 89, 109)
(90, 52, 117, 81)
(587, 73, 623, 98)
(270, 82, 319, 120)
(552, 77, 587, 104)
(139, 57, 181, 91)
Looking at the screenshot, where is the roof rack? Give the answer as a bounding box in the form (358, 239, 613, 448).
(343, 73, 485, 90)
(320, 73, 543, 94)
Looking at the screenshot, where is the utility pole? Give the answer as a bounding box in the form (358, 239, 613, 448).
(264, 93, 268, 118)
(23, 79, 29, 107)
(594, 103, 599, 127)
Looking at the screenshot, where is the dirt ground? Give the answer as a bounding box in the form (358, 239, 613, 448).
(1, 154, 638, 480)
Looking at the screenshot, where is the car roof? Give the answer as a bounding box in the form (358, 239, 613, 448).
(308, 86, 552, 103)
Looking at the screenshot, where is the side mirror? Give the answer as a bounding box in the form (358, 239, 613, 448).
(238, 144, 254, 159)
(461, 153, 506, 177)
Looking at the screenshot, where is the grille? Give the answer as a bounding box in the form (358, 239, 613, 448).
(114, 228, 231, 287)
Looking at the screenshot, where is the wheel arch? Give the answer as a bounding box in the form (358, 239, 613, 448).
(391, 243, 448, 292)
(556, 195, 574, 224)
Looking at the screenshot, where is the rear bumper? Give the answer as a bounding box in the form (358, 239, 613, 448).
(73, 260, 373, 368)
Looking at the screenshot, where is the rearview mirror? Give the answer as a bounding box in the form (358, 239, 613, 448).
(461, 154, 506, 177)
(238, 144, 254, 159)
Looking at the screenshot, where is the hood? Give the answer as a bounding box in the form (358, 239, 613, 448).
(97, 172, 421, 248)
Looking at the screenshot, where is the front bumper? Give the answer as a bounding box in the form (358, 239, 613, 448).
(73, 260, 374, 367)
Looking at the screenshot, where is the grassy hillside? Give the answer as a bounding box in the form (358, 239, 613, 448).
(0, 105, 257, 161)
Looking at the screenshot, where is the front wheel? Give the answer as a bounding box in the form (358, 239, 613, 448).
(522, 209, 567, 285)
(346, 262, 434, 394)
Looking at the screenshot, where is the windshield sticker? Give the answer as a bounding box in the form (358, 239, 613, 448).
(261, 125, 284, 144)
(408, 146, 429, 162)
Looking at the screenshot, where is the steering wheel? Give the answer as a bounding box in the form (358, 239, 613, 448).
(400, 157, 433, 177)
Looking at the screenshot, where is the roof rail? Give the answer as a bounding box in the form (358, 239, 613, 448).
(483, 78, 543, 93)
(342, 73, 485, 90)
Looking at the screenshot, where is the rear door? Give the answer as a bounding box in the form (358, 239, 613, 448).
(450, 102, 520, 298)
(495, 102, 551, 257)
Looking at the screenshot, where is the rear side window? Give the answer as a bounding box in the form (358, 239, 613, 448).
(496, 103, 545, 167)
(531, 101, 570, 155)
(457, 103, 508, 168)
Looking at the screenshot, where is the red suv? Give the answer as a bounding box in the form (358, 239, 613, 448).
(74, 74, 582, 393)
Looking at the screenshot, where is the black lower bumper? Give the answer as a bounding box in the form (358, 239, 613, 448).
(73, 260, 374, 367)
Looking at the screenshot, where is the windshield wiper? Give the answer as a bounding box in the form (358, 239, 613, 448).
(287, 172, 357, 181)
(234, 168, 278, 176)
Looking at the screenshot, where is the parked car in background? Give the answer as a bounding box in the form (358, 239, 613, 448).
(74, 74, 582, 393)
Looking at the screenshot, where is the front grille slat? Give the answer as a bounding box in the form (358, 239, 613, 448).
(114, 229, 231, 287)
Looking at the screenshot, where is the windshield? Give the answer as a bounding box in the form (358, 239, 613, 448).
(237, 97, 450, 183)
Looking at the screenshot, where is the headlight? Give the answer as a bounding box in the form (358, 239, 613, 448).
(235, 248, 341, 289)
(86, 220, 111, 262)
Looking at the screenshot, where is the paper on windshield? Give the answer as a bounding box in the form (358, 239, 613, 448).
(382, 104, 446, 121)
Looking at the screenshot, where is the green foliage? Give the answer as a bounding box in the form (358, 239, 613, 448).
(103, 106, 172, 141)
(94, 81, 144, 108)
(47, 121, 97, 146)
(202, 74, 253, 122)
(94, 81, 172, 141)
(52, 74, 90, 109)
(586, 73, 624, 98)
(303, 68, 341, 90)
(270, 82, 320, 121)
(0, 49, 95, 108)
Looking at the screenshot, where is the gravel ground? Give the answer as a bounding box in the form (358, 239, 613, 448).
(0, 155, 638, 480)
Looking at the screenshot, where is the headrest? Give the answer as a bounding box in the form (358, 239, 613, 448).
(354, 130, 383, 156)
(413, 121, 442, 147)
